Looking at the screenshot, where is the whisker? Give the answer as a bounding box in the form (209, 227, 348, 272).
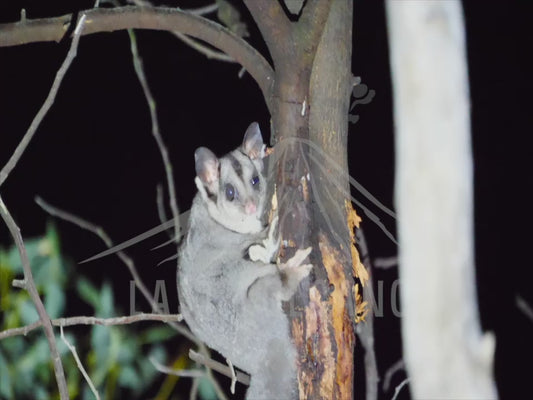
(157, 253, 179, 266)
(289, 137, 396, 219)
(151, 235, 182, 250)
(308, 153, 398, 245)
(299, 145, 351, 256)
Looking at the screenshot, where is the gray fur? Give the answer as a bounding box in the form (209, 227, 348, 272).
(177, 123, 312, 400)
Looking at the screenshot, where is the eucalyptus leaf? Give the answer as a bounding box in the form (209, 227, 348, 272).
(91, 325, 111, 366)
(118, 365, 141, 390)
(19, 299, 38, 325)
(77, 277, 101, 309)
(198, 375, 218, 400)
(98, 282, 114, 318)
(116, 336, 136, 364)
(44, 281, 65, 319)
(0, 336, 24, 360)
(34, 385, 49, 400)
(0, 350, 14, 399)
(140, 325, 177, 344)
(139, 345, 166, 382)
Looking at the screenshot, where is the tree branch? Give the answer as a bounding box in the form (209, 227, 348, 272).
(386, 1, 497, 397)
(298, 0, 333, 56)
(0, 6, 274, 110)
(149, 357, 204, 378)
(242, 0, 293, 66)
(0, 196, 69, 399)
(172, 31, 235, 62)
(0, 313, 182, 340)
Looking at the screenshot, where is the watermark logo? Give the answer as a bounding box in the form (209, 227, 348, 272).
(130, 278, 401, 318)
(349, 80, 376, 124)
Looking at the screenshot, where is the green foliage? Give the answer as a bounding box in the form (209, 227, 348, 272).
(0, 223, 179, 399)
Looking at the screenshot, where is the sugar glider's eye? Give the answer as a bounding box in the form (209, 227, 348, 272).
(251, 176, 260, 188)
(225, 184, 236, 201)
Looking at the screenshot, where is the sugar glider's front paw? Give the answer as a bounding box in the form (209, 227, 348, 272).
(263, 215, 280, 260)
(248, 244, 269, 263)
(248, 215, 280, 263)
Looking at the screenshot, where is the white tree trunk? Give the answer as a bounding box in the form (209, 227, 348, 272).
(386, 1, 497, 398)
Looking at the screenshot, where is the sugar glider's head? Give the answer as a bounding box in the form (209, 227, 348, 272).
(194, 122, 267, 234)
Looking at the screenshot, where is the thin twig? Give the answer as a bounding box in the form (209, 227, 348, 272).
(0, 313, 182, 340)
(0, 196, 69, 399)
(156, 184, 173, 239)
(189, 377, 200, 400)
(226, 358, 236, 394)
(12, 279, 26, 289)
(383, 359, 405, 392)
(149, 356, 204, 378)
(0, 15, 86, 188)
(204, 363, 229, 400)
(60, 325, 101, 400)
(35, 196, 157, 309)
(182, 3, 219, 16)
(391, 378, 410, 400)
(516, 295, 533, 322)
(128, 29, 181, 240)
(189, 350, 250, 386)
(355, 228, 379, 400)
(172, 31, 235, 62)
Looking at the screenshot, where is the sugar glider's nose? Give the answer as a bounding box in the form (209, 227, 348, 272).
(244, 201, 257, 215)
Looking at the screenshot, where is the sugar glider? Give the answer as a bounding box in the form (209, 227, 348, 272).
(178, 122, 312, 399)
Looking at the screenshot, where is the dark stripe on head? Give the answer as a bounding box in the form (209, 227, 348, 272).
(228, 153, 243, 179)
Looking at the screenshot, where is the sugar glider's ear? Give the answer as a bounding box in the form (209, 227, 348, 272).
(195, 147, 219, 195)
(242, 122, 265, 160)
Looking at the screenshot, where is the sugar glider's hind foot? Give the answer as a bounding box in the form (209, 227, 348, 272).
(281, 247, 312, 269)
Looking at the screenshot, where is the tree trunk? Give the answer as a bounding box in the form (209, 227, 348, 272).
(266, 1, 357, 398)
(386, 1, 497, 398)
